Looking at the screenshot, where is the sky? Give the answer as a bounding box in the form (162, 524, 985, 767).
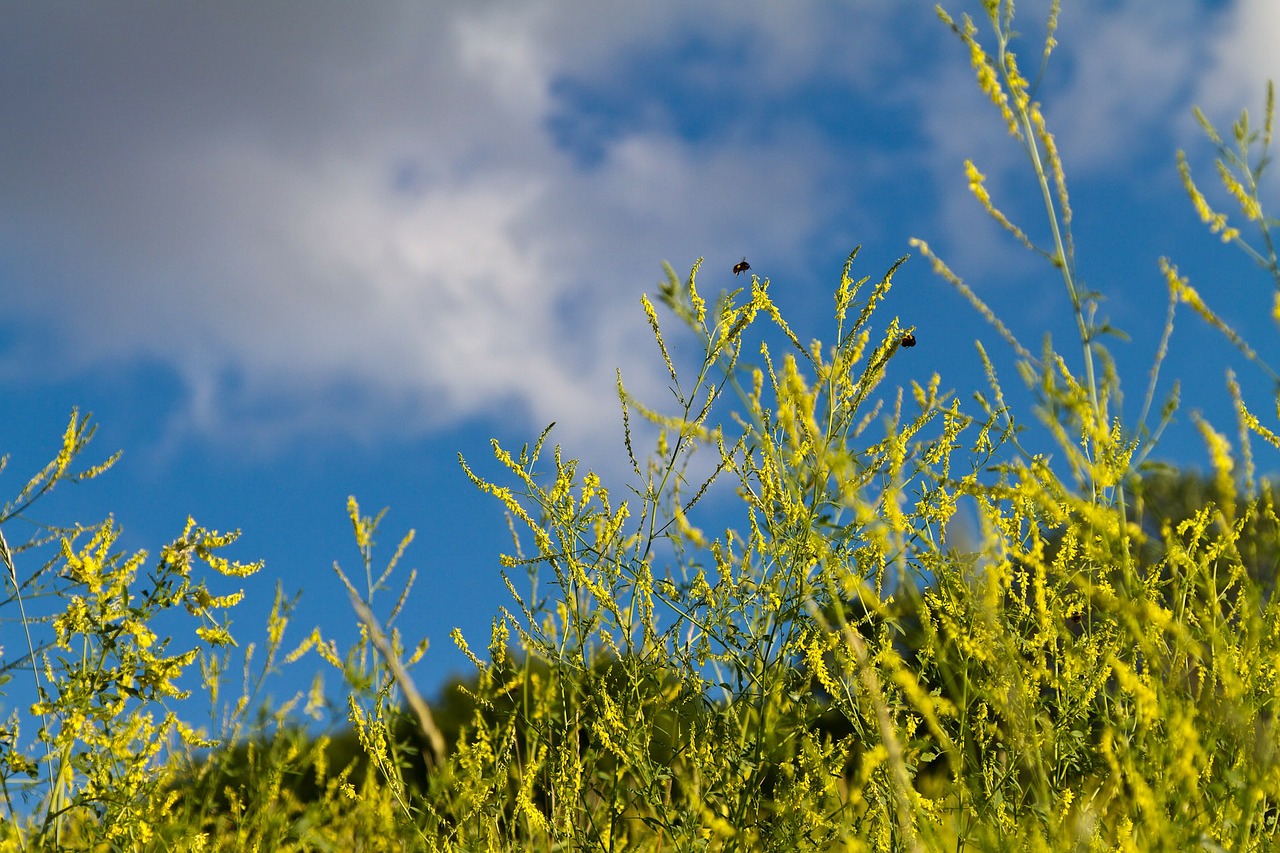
(3, 0, 1280, 720)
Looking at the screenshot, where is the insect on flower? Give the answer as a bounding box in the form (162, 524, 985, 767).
(901, 333, 917, 348)
(733, 258, 751, 276)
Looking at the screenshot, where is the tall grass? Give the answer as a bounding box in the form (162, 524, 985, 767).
(3, 1, 1280, 850)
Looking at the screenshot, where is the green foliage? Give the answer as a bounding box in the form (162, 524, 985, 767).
(3, 2, 1280, 850)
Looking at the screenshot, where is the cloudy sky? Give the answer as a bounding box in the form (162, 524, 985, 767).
(2, 0, 1278, 712)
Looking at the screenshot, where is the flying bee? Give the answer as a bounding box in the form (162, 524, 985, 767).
(733, 258, 751, 276)
(901, 333, 917, 348)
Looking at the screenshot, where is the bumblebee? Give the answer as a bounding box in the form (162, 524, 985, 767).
(733, 258, 751, 276)
(901, 333, 917, 348)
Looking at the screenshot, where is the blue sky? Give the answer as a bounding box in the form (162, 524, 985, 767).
(3, 0, 1279, 716)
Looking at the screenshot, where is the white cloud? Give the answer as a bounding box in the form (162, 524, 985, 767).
(0, 1, 1232, 456)
(1198, 0, 1280, 122)
(1178, 0, 1280, 215)
(0, 3, 834, 446)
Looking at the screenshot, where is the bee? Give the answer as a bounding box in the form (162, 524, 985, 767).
(901, 333, 917, 348)
(733, 258, 751, 276)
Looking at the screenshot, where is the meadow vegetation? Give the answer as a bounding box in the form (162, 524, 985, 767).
(4, 2, 1280, 849)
